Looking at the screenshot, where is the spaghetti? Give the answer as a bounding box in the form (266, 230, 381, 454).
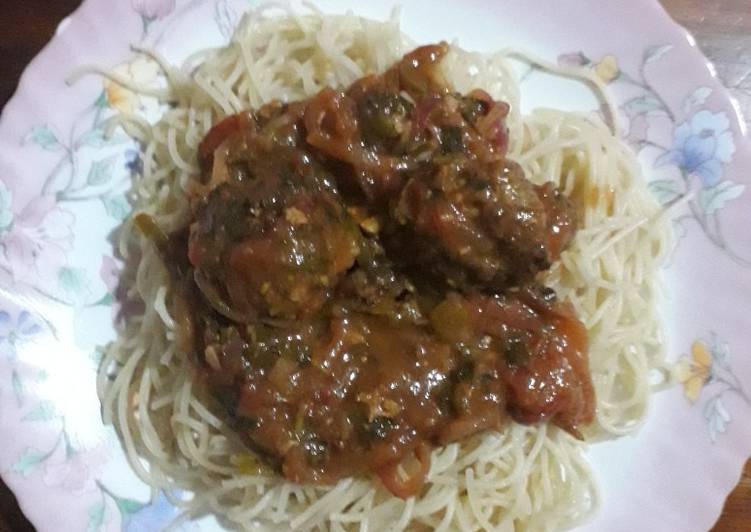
(98, 7, 671, 531)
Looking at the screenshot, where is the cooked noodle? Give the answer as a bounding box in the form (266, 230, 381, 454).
(97, 6, 671, 530)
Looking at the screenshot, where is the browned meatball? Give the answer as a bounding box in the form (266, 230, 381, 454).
(391, 157, 577, 289)
(188, 144, 361, 321)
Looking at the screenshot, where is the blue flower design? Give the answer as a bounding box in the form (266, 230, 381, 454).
(0, 310, 43, 347)
(124, 149, 143, 178)
(657, 110, 735, 187)
(121, 491, 180, 532)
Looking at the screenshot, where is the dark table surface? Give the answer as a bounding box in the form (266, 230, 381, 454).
(1, 1, 749, 531)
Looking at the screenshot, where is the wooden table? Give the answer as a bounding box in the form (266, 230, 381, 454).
(0, 1, 749, 530)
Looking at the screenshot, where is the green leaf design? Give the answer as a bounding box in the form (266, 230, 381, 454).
(648, 179, 682, 204)
(0, 181, 13, 231)
(12, 448, 47, 477)
(114, 495, 146, 516)
(23, 400, 57, 422)
(87, 156, 117, 186)
(63, 430, 76, 459)
(87, 501, 106, 532)
(709, 334, 730, 364)
(24, 126, 60, 150)
(698, 180, 745, 215)
(682, 86, 712, 115)
(12, 370, 24, 405)
(80, 129, 108, 149)
(644, 44, 673, 64)
(95, 90, 108, 109)
(102, 194, 132, 221)
(623, 95, 663, 116)
(58, 267, 89, 302)
(90, 349, 104, 365)
(92, 293, 115, 307)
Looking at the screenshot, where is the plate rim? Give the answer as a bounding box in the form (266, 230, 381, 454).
(0, 1, 750, 531)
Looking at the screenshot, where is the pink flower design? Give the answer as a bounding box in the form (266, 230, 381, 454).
(0, 185, 75, 287)
(99, 255, 120, 294)
(624, 114, 649, 146)
(42, 444, 106, 495)
(131, 0, 176, 20)
(557, 52, 588, 67)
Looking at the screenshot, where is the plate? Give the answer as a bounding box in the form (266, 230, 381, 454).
(1, 1, 750, 531)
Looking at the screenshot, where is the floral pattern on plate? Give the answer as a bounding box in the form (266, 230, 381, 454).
(90, 484, 184, 532)
(558, 47, 750, 267)
(1, 86, 134, 308)
(132, 0, 177, 37)
(674, 335, 751, 442)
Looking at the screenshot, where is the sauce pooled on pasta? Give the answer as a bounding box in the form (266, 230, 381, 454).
(138, 42, 595, 498)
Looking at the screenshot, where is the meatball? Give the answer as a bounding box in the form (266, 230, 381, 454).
(391, 157, 577, 289)
(188, 144, 361, 321)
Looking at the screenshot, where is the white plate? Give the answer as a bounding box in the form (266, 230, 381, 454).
(1, 1, 750, 530)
